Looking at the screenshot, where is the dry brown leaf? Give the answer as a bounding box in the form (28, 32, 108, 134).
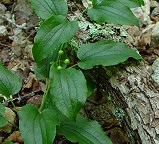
(4, 131, 24, 143)
(139, 29, 152, 47)
(11, 41, 22, 56)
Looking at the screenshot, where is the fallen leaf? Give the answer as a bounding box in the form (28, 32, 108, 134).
(4, 131, 23, 143)
(139, 29, 152, 47)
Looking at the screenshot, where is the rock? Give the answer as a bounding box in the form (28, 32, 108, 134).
(0, 18, 4, 25)
(151, 6, 159, 17)
(143, 0, 151, 15)
(123, 26, 142, 47)
(0, 3, 7, 14)
(132, 0, 152, 26)
(1, 0, 13, 4)
(0, 25, 8, 41)
(138, 24, 154, 47)
(0, 107, 16, 133)
(0, 26, 8, 36)
(142, 24, 155, 33)
(150, 0, 159, 8)
(151, 22, 159, 47)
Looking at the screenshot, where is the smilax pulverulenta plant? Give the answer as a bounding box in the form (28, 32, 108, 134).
(0, 0, 144, 143)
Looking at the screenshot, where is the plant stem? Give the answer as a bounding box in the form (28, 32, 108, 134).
(10, 99, 16, 109)
(75, 8, 88, 21)
(56, 44, 64, 65)
(68, 63, 78, 69)
(40, 79, 50, 111)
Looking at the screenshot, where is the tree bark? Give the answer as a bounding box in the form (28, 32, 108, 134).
(67, 1, 159, 143)
(102, 62, 159, 144)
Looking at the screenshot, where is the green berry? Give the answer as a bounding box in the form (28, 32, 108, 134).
(57, 66, 62, 70)
(58, 50, 64, 55)
(64, 59, 70, 64)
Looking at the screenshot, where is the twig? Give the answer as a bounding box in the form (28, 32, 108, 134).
(0, 43, 12, 48)
(68, 63, 78, 69)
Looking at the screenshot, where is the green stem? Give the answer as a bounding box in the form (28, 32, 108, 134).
(75, 8, 88, 21)
(68, 63, 78, 69)
(10, 99, 16, 109)
(40, 79, 50, 111)
(56, 44, 64, 65)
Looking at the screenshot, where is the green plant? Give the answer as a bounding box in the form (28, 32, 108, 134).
(0, 0, 144, 143)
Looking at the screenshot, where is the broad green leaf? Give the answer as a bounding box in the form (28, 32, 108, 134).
(34, 54, 59, 79)
(33, 15, 78, 63)
(0, 104, 8, 127)
(19, 104, 59, 144)
(90, 0, 97, 4)
(49, 64, 87, 120)
(88, 0, 139, 26)
(34, 58, 51, 79)
(77, 40, 142, 69)
(29, 0, 68, 20)
(0, 62, 22, 98)
(57, 115, 112, 144)
(40, 91, 55, 110)
(119, 0, 144, 8)
(91, 0, 144, 7)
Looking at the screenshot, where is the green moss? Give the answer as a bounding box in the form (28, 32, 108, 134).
(114, 108, 125, 121)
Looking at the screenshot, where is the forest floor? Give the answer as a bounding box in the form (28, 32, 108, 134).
(0, 0, 159, 144)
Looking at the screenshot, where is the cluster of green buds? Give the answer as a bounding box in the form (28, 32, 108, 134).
(57, 50, 70, 70)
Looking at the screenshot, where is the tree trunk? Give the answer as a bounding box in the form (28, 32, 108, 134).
(101, 62, 159, 144)
(67, 1, 159, 143)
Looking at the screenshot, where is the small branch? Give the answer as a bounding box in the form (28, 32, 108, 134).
(68, 63, 78, 69)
